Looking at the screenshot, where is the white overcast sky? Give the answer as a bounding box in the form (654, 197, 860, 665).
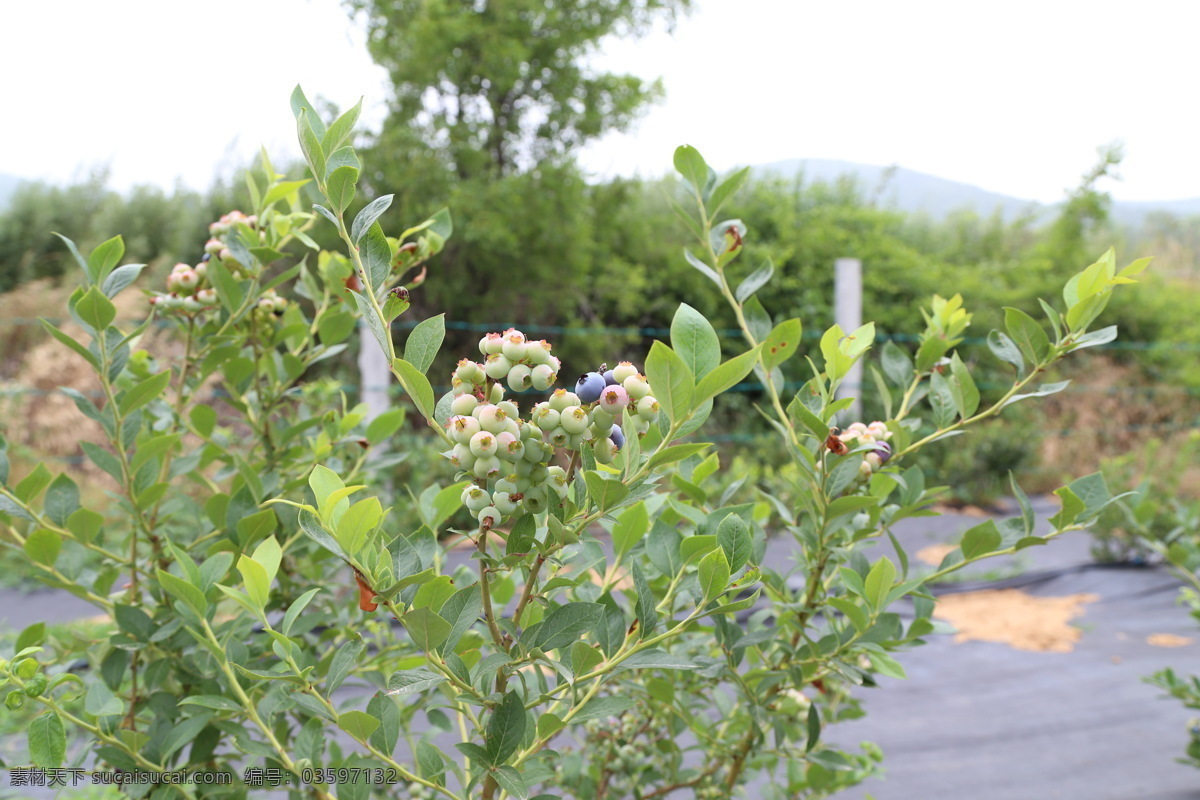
(3, 0, 1198, 203)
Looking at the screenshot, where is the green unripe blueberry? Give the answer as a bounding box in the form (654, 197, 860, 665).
(623, 374, 651, 400)
(514, 477, 533, 493)
(523, 487, 549, 513)
(529, 463, 550, 485)
(23, 674, 47, 698)
(477, 506, 502, 527)
(497, 400, 520, 419)
(514, 459, 534, 477)
(560, 406, 588, 435)
(523, 439, 548, 463)
(451, 393, 479, 417)
(5, 692, 24, 710)
(462, 485, 491, 512)
(495, 477, 519, 495)
(613, 362, 639, 383)
(507, 364, 533, 392)
(473, 456, 502, 479)
(476, 405, 508, 433)
(549, 428, 570, 448)
(531, 363, 556, 391)
(501, 329, 528, 361)
(635, 396, 660, 422)
(568, 433, 586, 450)
(454, 359, 482, 383)
(533, 405, 560, 429)
(470, 431, 498, 458)
(14, 659, 37, 681)
(548, 389, 580, 411)
(449, 415, 482, 444)
(480, 332, 504, 355)
(488, 383, 505, 404)
(593, 439, 617, 464)
(590, 407, 615, 429)
(526, 340, 553, 365)
(493, 492, 520, 515)
(484, 353, 512, 380)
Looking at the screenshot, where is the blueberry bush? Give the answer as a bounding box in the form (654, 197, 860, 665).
(0, 90, 1149, 799)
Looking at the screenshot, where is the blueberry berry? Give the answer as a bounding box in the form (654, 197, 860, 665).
(575, 372, 606, 404)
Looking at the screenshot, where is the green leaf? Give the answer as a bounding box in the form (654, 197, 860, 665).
(101, 263, 145, 299)
(236, 555, 270, 610)
(326, 165, 358, 213)
(362, 223, 392, 293)
(309, 465, 344, 510)
(402, 607, 452, 652)
(735, 259, 774, 303)
(352, 291, 390, 357)
(949, 354, 980, 419)
(670, 303, 721, 380)
(864, 557, 896, 610)
(928, 371, 956, 429)
(298, 509, 346, 559)
(806, 704, 821, 754)
(584, 471, 629, 513)
(405, 314, 446, 374)
(572, 695, 634, 722)
(535, 602, 604, 652)
(762, 318, 801, 370)
(322, 97, 362, 153)
(178, 695, 240, 711)
(960, 520, 1002, 559)
(365, 408, 406, 446)
(87, 236, 125, 283)
(987, 330, 1025, 377)
(647, 443, 712, 470)
(296, 108, 326, 181)
(119, 370, 171, 416)
(693, 346, 762, 404)
(683, 247, 721, 286)
(1004, 307, 1050, 366)
(75, 286, 116, 331)
(281, 588, 321, 636)
(43, 474, 79, 527)
(39, 320, 99, 369)
(24, 529, 61, 566)
(413, 575, 456, 612)
(881, 341, 913, 387)
(328, 639, 365, 693)
(644, 340, 694, 424)
(84, 679, 123, 716)
(1001, 380, 1071, 409)
(673, 145, 709, 194)
(493, 766, 528, 799)
(612, 503, 649, 557)
(338, 710, 379, 741)
(205, 259, 244, 312)
(506, 513, 538, 556)
(708, 166, 751, 217)
(716, 513, 751, 573)
(28, 713, 65, 768)
(698, 548, 731, 602)
(630, 561, 658, 638)
(261, 179, 311, 209)
(351, 195, 395, 244)
(291, 85, 327, 137)
(393, 358, 436, 422)
(486, 690, 527, 765)
(157, 568, 208, 617)
(616, 650, 698, 671)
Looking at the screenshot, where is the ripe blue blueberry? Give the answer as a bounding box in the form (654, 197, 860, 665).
(609, 424, 626, 450)
(603, 369, 617, 386)
(575, 372, 606, 404)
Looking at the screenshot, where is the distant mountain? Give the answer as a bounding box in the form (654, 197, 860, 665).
(756, 158, 1200, 228)
(0, 173, 23, 210)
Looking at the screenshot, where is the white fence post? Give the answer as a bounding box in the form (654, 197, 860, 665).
(834, 257, 862, 421)
(359, 325, 391, 423)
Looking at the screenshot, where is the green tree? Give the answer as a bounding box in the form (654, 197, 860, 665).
(349, 0, 690, 180)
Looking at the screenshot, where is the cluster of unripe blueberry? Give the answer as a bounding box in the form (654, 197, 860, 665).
(149, 211, 287, 318)
(442, 328, 660, 528)
(838, 421, 894, 479)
